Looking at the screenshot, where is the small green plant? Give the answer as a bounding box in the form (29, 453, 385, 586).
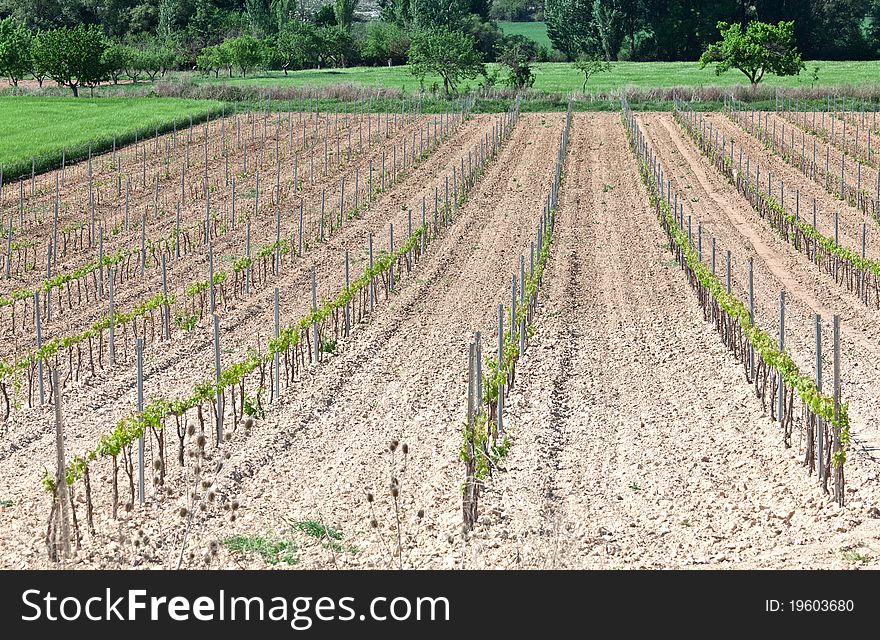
(286, 517, 358, 554)
(320, 338, 337, 354)
(242, 388, 266, 418)
(841, 549, 870, 564)
(291, 518, 343, 541)
(174, 312, 198, 332)
(459, 412, 510, 480)
(0, 498, 14, 507)
(223, 534, 298, 565)
(602, 183, 614, 192)
(628, 482, 641, 492)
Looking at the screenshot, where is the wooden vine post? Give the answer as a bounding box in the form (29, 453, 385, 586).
(52, 370, 72, 561)
(463, 341, 478, 531)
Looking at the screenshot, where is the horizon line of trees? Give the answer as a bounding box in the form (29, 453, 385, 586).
(0, 0, 875, 98)
(0, 1, 878, 64)
(0, 3, 549, 96)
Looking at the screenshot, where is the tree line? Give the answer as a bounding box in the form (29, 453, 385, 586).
(0, 0, 878, 62)
(0, 1, 548, 95)
(0, 1, 875, 98)
(545, 0, 880, 62)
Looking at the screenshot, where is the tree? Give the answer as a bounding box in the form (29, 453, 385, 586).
(101, 42, 127, 84)
(276, 21, 319, 73)
(157, 0, 177, 43)
(156, 46, 178, 76)
(33, 24, 108, 96)
(123, 47, 147, 82)
(27, 29, 48, 87)
(460, 12, 505, 58)
(489, 0, 532, 21)
(140, 48, 164, 81)
(196, 44, 223, 77)
(314, 4, 338, 27)
(246, 0, 274, 37)
(408, 28, 484, 96)
(497, 34, 536, 89)
(699, 20, 805, 88)
(545, 0, 600, 60)
(225, 35, 266, 77)
(361, 20, 411, 65)
(378, 0, 414, 26)
(592, 0, 624, 60)
(0, 17, 32, 88)
(317, 26, 356, 68)
(574, 54, 610, 91)
(334, 0, 360, 32)
(185, 0, 222, 56)
(270, 0, 296, 33)
(411, 0, 470, 30)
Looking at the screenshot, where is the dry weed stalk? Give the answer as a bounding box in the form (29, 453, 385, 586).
(365, 439, 424, 569)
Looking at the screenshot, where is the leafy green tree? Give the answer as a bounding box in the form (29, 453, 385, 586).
(378, 0, 413, 27)
(140, 47, 169, 81)
(314, 4, 338, 27)
(246, 0, 274, 37)
(0, 16, 32, 88)
(270, 0, 296, 33)
(27, 29, 48, 87)
(185, 0, 223, 56)
(276, 21, 319, 73)
(867, 0, 880, 56)
(574, 54, 611, 91)
(545, 0, 600, 60)
(497, 35, 536, 89)
(460, 12, 505, 58)
(361, 20, 411, 65)
(155, 46, 178, 76)
(317, 26, 356, 68)
(122, 47, 147, 82)
(33, 24, 108, 96)
(196, 43, 223, 77)
(334, 0, 360, 32)
(157, 0, 177, 43)
(592, 0, 624, 60)
(225, 35, 266, 76)
(489, 0, 532, 21)
(408, 28, 483, 96)
(699, 20, 805, 87)
(101, 41, 127, 83)
(411, 0, 470, 30)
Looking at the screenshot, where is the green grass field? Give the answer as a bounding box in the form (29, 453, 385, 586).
(184, 60, 877, 95)
(0, 96, 225, 179)
(498, 21, 556, 52)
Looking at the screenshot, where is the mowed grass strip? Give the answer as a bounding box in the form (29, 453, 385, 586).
(185, 60, 879, 95)
(0, 96, 226, 180)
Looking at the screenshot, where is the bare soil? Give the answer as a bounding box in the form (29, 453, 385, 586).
(1, 112, 878, 570)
